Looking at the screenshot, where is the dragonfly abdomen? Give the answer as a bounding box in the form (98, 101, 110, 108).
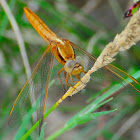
(24, 7, 60, 44)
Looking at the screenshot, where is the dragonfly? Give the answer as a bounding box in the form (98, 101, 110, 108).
(124, 0, 140, 19)
(9, 7, 140, 134)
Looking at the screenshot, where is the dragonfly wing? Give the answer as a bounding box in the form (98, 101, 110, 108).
(8, 45, 53, 127)
(38, 52, 54, 134)
(69, 41, 140, 95)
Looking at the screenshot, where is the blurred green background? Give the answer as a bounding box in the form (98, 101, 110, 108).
(1, 0, 140, 140)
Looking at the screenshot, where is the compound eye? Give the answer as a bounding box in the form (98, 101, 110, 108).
(75, 56, 85, 66)
(64, 60, 76, 73)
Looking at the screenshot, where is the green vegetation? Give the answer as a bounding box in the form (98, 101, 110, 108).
(0, 0, 140, 140)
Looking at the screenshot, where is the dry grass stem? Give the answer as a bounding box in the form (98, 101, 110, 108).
(68, 73, 90, 96)
(0, 0, 31, 79)
(90, 9, 140, 74)
(0, 0, 38, 122)
(66, 9, 140, 97)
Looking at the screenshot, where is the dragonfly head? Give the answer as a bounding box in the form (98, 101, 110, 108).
(64, 56, 85, 75)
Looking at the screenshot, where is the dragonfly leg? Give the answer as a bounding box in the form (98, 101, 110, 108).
(64, 72, 71, 100)
(76, 74, 81, 81)
(58, 67, 66, 93)
(65, 73, 78, 92)
(82, 70, 87, 74)
(70, 74, 79, 83)
(76, 74, 86, 87)
(64, 71, 67, 91)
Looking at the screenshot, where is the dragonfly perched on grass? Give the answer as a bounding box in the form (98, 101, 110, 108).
(8, 7, 140, 134)
(124, 0, 140, 19)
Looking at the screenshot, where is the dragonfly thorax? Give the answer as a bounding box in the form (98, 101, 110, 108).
(51, 39, 75, 65)
(64, 56, 85, 75)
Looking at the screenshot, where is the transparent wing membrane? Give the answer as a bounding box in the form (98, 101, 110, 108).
(69, 41, 140, 96)
(9, 7, 140, 134)
(9, 38, 140, 131)
(39, 52, 54, 133)
(8, 45, 52, 127)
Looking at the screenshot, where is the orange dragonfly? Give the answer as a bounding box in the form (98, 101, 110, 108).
(8, 7, 140, 134)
